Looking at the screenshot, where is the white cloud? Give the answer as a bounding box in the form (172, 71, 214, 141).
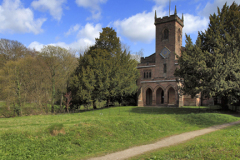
(113, 6, 166, 43)
(199, 0, 240, 18)
(0, 0, 46, 34)
(31, 0, 66, 21)
(28, 41, 44, 51)
(65, 24, 80, 36)
(75, 0, 107, 20)
(29, 41, 70, 51)
(75, 0, 107, 10)
(77, 23, 101, 41)
(113, 2, 209, 44)
(182, 13, 208, 36)
(185, 0, 240, 37)
(29, 23, 102, 52)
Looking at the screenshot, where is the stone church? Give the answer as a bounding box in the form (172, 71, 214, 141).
(137, 7, 206, 107)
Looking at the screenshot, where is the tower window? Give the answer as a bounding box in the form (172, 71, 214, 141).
(144, 71, 151, 79)
(163, 29, 169, 40)
(164, 64, 167, 73)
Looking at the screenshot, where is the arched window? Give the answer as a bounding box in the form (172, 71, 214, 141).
(144, 72, 145, 78)
(149, 72, 151, 78)
(146, 72, 148, 78)
(163, 29, 169, 40)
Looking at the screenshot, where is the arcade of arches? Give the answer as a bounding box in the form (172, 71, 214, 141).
(144, 86, 177, 106)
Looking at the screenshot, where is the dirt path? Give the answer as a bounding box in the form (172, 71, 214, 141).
(89, 120, 240, 160)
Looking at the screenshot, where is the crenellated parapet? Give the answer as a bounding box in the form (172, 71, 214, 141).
(140, 53, 156, 64)
(154, 6, 184, 27)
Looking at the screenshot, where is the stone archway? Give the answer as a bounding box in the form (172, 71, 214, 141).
(146, 88, 152, 105)
(168, 87, 175, 104)
(156, 87, 164, 105)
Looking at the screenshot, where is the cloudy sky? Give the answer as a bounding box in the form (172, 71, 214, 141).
(0, 0, 239, 57)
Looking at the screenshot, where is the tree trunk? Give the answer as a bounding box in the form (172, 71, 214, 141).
(7, 99, 10, 110)
(93, 100, 97, 109)
(60, 94, 63, 112)
(51, 104, 54, 113)
(221, 96, 229, 110)
(107, 99, 110, 107)
(51, 77, 55, 113)
(16, 78, 22, 116)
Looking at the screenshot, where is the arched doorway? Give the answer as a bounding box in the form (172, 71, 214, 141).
(146, 88, 152, 105)
(168, 87, 175, 104)
(156, 88, 164, 105)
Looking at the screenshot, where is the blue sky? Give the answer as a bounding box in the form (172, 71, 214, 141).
(0, 0, 239, 57)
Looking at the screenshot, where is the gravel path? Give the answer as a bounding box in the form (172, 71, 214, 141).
(89, 120, 240, 160)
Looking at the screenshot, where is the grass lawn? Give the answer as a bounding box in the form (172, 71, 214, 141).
(131, 124, 240, 160)
(0, 106, 239, 159)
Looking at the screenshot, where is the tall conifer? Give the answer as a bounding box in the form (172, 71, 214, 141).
(175, 2, 240, 110)
(70, 27, 139, 108)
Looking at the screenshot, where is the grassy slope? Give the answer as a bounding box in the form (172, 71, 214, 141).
(0, 106, 239, 160)
(131, 124, 240, 160)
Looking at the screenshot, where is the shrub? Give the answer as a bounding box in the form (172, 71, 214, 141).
(0, 105, 15, 118)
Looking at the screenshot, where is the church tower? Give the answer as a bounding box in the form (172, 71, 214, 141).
(137, 6, 190, 107)
(154, 6, 184, 79)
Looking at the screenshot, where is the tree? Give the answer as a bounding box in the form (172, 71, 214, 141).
(0, 56, 36, 115)
(0, 39, 31, 68)
(69, 27, 139, 108)
(0, 39, 33, 102)
(174, 2, 240, 110)
(0, 39, 78, 115)
(0, 60, 23, 115)
(39, 45, 77, 113)
(64, 91, 72, 113)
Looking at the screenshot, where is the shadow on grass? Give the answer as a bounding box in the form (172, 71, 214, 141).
(129, 107, 218, 115)
(70, 105, 123, 113)
(130, 106, 240, 115)
(130, 107, 240, 127)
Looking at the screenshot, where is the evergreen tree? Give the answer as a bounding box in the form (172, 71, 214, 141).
(69, 27, 139, 108)
(175, 2, 240, 110)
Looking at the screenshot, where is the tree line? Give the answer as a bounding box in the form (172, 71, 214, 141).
(0, 40, 78, 115)
(0, 27, 140, 116)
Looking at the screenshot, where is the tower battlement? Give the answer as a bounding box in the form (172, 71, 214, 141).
(155, 14, 184, 27)
(154, 6, 184, 27)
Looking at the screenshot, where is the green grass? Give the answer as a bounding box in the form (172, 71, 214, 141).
(182, 105, 221, 109)
(0, 106, 239, 160)
(131, 124, 240, 160)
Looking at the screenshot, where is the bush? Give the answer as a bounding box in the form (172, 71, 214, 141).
(0, 105, 15, 118)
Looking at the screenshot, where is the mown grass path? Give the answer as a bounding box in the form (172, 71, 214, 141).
(89, 120, 240, 160)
